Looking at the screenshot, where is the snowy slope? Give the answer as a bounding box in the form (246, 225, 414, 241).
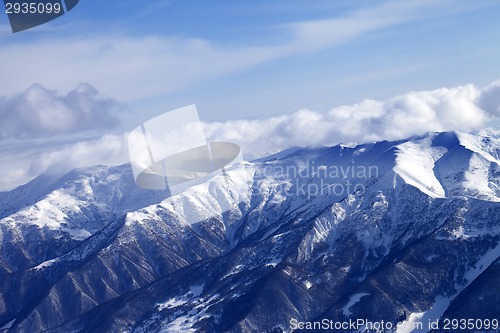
(393, 131, 500, 201)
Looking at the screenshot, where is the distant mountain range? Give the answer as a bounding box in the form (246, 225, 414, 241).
(0, 130, 499, 333)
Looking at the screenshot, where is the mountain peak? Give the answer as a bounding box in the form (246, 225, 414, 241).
(392, 130, 499, 201)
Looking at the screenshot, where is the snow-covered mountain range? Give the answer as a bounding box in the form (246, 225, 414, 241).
(0, 130, 499, 333)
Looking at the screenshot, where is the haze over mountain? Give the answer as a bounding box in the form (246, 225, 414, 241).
(0, 130, 499, 333)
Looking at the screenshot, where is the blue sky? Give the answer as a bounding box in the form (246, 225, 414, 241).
(0, 0, 500, 190)
(1, 0, 499, 121)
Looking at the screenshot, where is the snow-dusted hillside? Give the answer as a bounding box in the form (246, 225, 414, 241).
(0, 130, 499, 333)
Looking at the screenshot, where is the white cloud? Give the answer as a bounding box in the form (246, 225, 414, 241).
(0, 168, 29, 192)
(477, 80, 500, 116)
(0, 83, 125, 139)
(28, 134, 129, 176)
(0, 133, 129, 190)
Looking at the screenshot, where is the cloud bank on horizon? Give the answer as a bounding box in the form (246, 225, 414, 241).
(204, 80, 500, 156)
(0, 83, 125, 139)
(1, 80, 499, 191)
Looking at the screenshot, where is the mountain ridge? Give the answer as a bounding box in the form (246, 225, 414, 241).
(0, 130, 499, 333)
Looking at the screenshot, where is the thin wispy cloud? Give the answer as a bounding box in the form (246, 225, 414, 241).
(283, 0, 442, 52)
(0, 0, 480, 102)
